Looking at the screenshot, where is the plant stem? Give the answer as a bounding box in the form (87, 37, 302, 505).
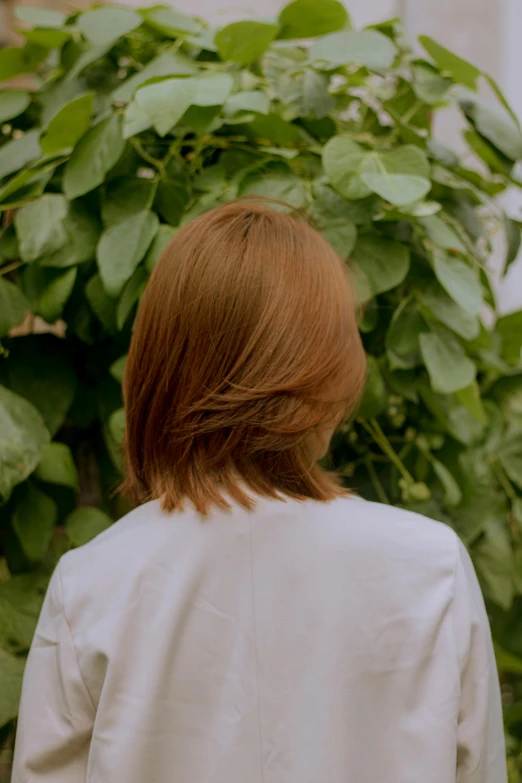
(358, 418, 415, 485)
(0, 260, 25, 276)
(401, 99, 424, 125)
(366, 457, 390, 504)
(130, 139, 166, 176)
(491, 457, 517, 502)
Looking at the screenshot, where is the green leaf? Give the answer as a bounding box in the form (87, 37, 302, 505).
(474, 519, 515, 609)
(0, 225, 19, 259)
(0, 648, 25, 727)
(310, 182, 357, 257)
(300, 70, 333, 118)
(15, 193, 68, 262)
(13, 482, 57, 561)
(496, 310, 522, 363)
(0, 385, 50, 500)
(412, 63, 452, 105)
(155, 178, 190, 226)
(15, 6, 66, 27)
(249, 113, 301, 145)
(431, 458, 462, 507)
(66, 43, 112, 81)
(419, 330, 476, 394)
(464, 129, 512, 175)
(494, 643, 522, 676)
(110, 355, 127, 384)
(513, 498, 522, 531)
(419, 36, 480, 90)
(420, 215, 466, 252)
(102, 176, 156, 226)
(97, 210, 159, 297)
(0, 161, 55, 206)
(78, 7, 142, 47)
(40, 92, 93, 155)
(378, 146, 431, 178)
(142, 7, 201, 37)
(358, 356, 386, 418)
(0, 570, 48, 655)
(36, 202, 100, 268)
(420, 283, 479, 340)
(112, 50, 197, 103)
(463, 98, 522, 161)
(455, 381, 488, 424)
(21, 266, 77, 323)
(66, 506, 112, 547)
(0, 130, 41, 181)
(0, 277, 29, 337)
(184, 29, 218, 52)
(310, 30, 397, 71)
(361, 147, 430, 205)
(224, 90, 270, 116)
(85, 273, 117, 332)
(117, 267, 148, 329)
(318, 218, 356, 258)
(497, 436, 522, 490)
(121, 99, 151, 138)
(386, 299, 425, 370)
(0, 90, 31, 123)
(109, 407, 125, 444)
(323, 138, 429, 203)
(145, 224, 177, 273)
(278, 0, 349, 39)
(128, 73, 234, 137)
(361, 172, 430, 207)
(352, 236, 410, 296)
(187, 72, 236, 107)
(3, 336, 76, 436)
(483, 73, 521, 128)
(504, 216, 521, 272)
(63, 114, 125, 200)
(240, 172, 306, 208)
(432, 249, 482, 317)
(21, 28, 71, 49)
(215, 21, 279, 66)
(322, 137, 372, 200)
(0, 43, 47, 82)
(34, 441, 78, 489)
(382, 367, 418, 403)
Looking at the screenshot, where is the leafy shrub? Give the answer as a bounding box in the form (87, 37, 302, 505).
(1, 0, 522, 775)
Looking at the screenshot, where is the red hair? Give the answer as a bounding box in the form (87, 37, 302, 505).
(122, 199, 366, 514)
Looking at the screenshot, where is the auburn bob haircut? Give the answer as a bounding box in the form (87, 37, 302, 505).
(122, 199, 366, 515)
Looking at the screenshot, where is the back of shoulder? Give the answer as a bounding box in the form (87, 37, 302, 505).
(317, 496, 459, 573)
(57, 500, 177, 589)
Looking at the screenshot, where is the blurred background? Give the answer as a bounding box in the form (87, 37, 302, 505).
(2, 0, 522, 313)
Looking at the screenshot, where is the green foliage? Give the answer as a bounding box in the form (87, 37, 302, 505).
(0, 2, 522, 773)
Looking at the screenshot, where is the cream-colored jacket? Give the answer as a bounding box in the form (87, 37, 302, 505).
(12, 492, 506, 783)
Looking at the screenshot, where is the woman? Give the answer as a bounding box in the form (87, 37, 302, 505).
(13, 200, 506, 782)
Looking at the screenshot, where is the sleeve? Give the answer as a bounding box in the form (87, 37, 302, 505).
(11, 560, 95, 783)
(453, 539, 507, 783)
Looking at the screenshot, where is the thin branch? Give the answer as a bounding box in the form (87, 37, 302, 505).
(366, 457, 390, 504)
(358, 418, 415, 485)
(0, 260, 25, 276)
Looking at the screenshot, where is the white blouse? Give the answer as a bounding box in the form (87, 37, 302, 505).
(12, 492, 506, 783)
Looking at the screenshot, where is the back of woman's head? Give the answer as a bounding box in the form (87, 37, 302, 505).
(123, 199, 367, 514)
